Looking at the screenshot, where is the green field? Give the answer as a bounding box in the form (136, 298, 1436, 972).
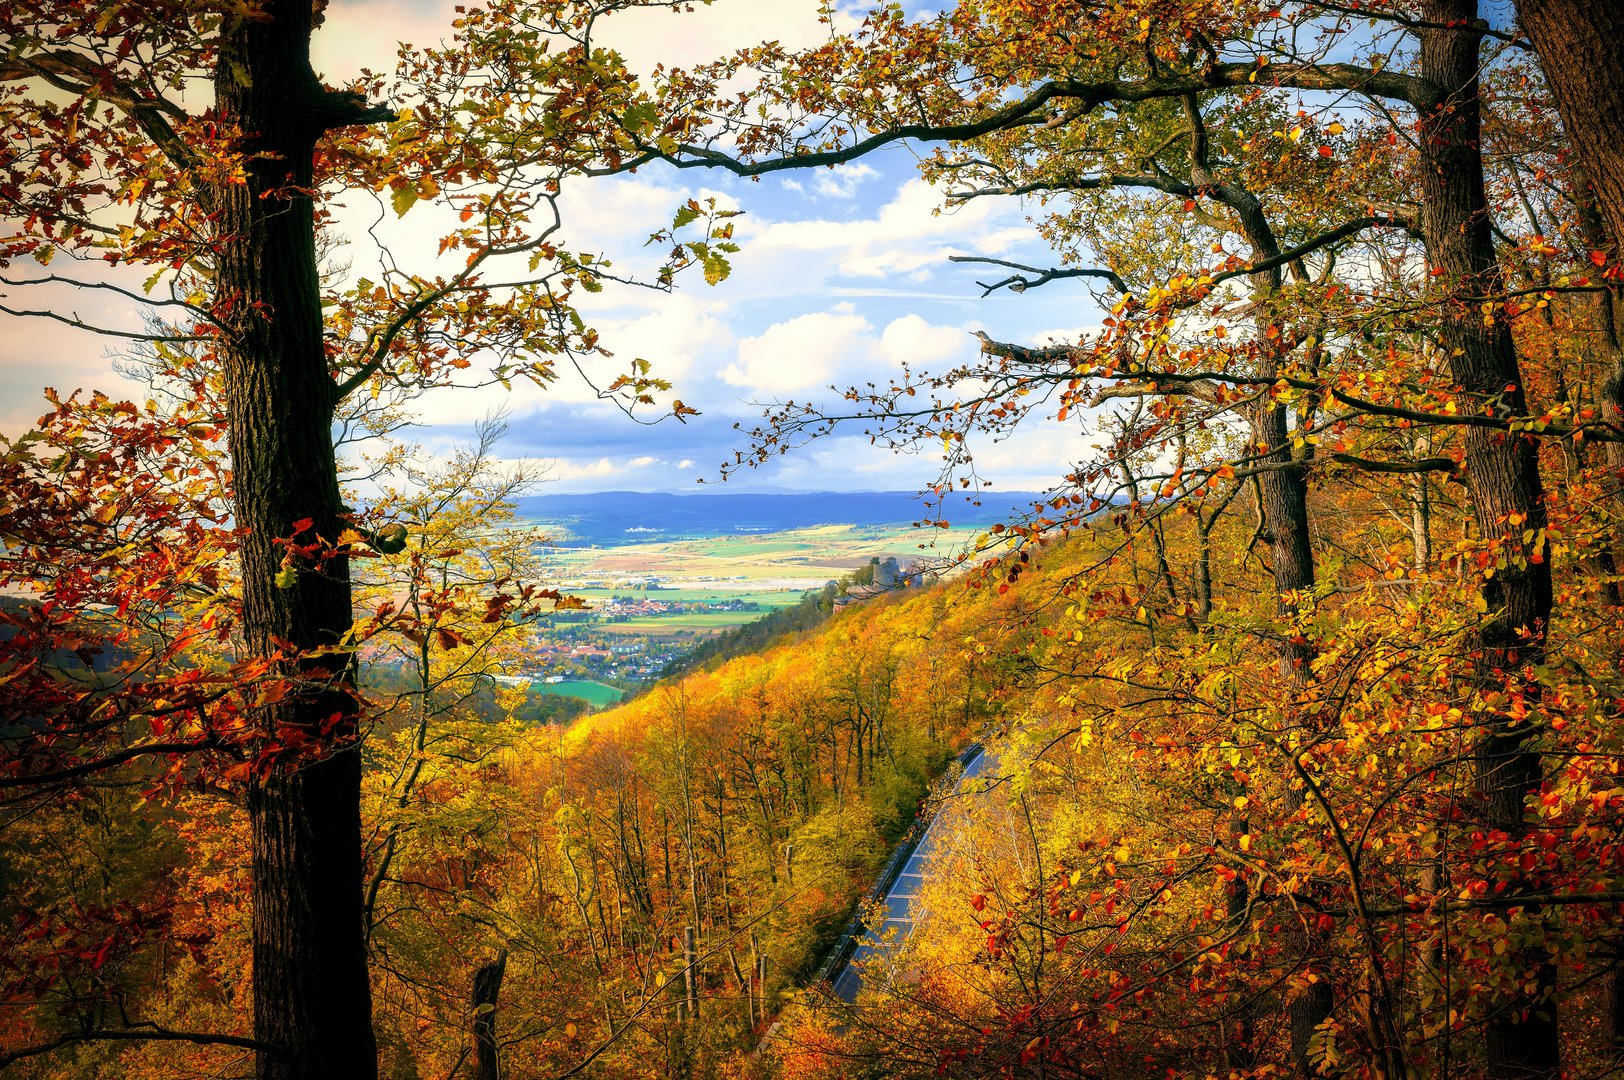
(599, 612, 763, 634)
(568, 586, 806, 607)
(534, 680, 625, 707)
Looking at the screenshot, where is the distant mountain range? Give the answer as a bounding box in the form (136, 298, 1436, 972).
(512, 490, 1048, 547)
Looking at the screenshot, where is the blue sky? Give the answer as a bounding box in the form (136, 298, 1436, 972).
(0, 0, 1109, 494)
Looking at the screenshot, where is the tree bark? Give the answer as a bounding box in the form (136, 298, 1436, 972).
(1420, 3, 1558, 1076)
(213, 3, 382, 1077)
(472, 951, 508, 1080)
(1515, 0, 1624, 270)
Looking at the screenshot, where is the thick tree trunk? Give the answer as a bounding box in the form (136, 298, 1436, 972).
(1420, 3, 1557, 1076)
(1569, 175, 1624, 1060)
(1515, 0, 1624, 269)
(214, 4, 379, 1077)
(472, 951, 509, 1080)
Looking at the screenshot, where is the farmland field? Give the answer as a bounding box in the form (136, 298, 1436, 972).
(532, 523, 981, 589)
(599, 612, 761, 633)
(506, 517, 995, 693)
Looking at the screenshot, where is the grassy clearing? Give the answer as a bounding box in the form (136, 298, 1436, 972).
(532, 680, 625, 707)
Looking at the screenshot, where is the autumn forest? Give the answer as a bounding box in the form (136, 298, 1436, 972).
(4, 0, 1624, 1078)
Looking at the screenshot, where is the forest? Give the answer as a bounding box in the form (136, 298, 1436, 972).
(2, 0, 1624, 1077)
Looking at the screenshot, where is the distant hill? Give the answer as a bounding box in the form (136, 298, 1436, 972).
(512, 489, 1047, 547)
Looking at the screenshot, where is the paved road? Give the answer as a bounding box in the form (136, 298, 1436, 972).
(832, 746, 999, 1003)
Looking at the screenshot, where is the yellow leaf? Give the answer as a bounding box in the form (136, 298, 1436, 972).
(391, 184, 418, 218)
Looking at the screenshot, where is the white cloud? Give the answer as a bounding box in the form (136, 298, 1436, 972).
(877, 314, 973, 368)
(724, 310, 979, 398)
(724, 310, 875, 393)
(813, 164, 879, 199)
(535, 452, 705, 492)
(739, 178, 1031, 294)
(553, 457, 621, 482)
(581, 293, 735, 389)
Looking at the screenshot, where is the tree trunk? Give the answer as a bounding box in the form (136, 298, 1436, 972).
(1196, 158, 1326, 1077)
(213, 4, 382, 1077)
(472, 951, 508, 1080)
(1515, 0, 1624, 267)
(1420, 3, 1558, 1075)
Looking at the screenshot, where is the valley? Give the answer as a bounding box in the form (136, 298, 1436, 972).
(508, 502, 1013, 696)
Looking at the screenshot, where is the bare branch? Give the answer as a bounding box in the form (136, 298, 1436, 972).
(1294, 0, 1533, 50)
(948, 255, 1126, 296)
(0, 302, 207, 343)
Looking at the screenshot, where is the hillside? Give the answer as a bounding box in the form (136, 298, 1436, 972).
(7, 2, 1624, 1075)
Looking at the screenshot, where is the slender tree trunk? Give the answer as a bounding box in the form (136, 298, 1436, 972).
(1190, 130, 1327, 1075)
(1606, 947, 1624, 1067)
(1420, 4, 1558, 1075)
(213, 4, 386, 1077)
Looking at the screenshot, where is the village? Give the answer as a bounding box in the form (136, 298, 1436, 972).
(510, 587, 767, 686)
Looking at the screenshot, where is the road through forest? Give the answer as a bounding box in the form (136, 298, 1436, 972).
(831, 745, 1000, 1003)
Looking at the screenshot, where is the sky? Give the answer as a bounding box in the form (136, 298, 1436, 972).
(0, 0, 1109, 495)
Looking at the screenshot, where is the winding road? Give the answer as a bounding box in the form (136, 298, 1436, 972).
(831, 745, 1000, 1003)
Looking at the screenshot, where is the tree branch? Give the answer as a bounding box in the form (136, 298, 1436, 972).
(0, 303, 206, 343)
(309, 88, 398, 132)
(0, 1026, 281, 1069)
(0, 740, 220, 790)
(643, 61, 1434, 178)
(1295, 0, 1533, 49)
(970, 332, 1624, 442)
(0, 48, 198, 171)
(1206, 214, 1418, 287)
(1327, 452, 1459, 474)
(947, 171, 1193, 203)
(948, 255, 1126, 296)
